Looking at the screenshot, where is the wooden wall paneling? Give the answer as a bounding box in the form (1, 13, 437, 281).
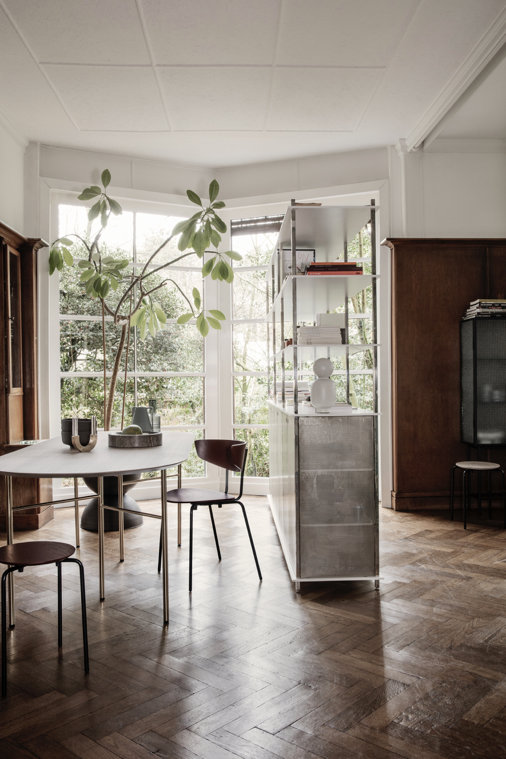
(384, 238, 506, 511)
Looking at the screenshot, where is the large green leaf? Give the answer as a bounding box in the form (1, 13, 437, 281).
(207, 316, 221, 330)
(202, 256, 215, 277)
(177, 313, 193, 324)
(211, 215, 227, 234)
(186, 189, 202, 206)
(224, 250, 242, 261)
(101, 169, 111, 187)
(196, 313, 209, 337)
(208, 179, 219, 203)
(78, 187, 101, 201)
(108, 198, 122, 215)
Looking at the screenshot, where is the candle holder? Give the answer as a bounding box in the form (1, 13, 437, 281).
(61, 417, 98, 452)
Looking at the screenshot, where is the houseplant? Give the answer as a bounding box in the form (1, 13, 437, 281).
(50, 169, 240, 431)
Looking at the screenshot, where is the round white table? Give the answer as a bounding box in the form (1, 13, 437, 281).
(0, 431, 194, 625)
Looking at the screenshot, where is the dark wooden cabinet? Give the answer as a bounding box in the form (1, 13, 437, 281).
(0, 221, 53, 530)
(383, 238, 506, 511)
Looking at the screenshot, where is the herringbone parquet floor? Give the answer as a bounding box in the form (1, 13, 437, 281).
(1, 496, 506, 758)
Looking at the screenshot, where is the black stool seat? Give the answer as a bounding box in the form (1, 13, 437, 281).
(0, 541, 76, 567)
(0, 540, 89, 697)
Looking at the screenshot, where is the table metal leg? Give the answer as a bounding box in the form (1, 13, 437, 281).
(161, 469, 169, 625)
(118, 474, 125, 562)
(74, 478, 80, 548)
(98, 475, 105, 601)
(177, 463, 182, 548)
(6, 476, 14, 628)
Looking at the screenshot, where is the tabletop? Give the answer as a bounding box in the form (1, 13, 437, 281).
(0, 431, 194, 478)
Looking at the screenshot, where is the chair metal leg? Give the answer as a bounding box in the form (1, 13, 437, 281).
(238, 501, 262, 581)
(57, 562, 63, 648)
(208, 505, 222, 561)
(64, 558, 89, 674)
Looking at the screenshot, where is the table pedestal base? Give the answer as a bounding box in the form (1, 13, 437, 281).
(81, 494, 143, 532)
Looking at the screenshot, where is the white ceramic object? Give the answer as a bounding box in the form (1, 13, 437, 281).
(310, 358, 336, 412)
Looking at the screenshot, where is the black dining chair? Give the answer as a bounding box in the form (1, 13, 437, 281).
(158, 439, 262, 591)
(0, 541, 89, 697)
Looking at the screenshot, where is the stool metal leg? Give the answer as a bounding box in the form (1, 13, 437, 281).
(63, 558, 89, 674)
(2, 566, 19, 698)
(57, 561, 63, 648)
(450, 465, 457, 520)
(463, 470, 470, 529)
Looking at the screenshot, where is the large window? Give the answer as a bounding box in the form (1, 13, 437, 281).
(56, 200, 206, 477)
(230, 218, 282, 478)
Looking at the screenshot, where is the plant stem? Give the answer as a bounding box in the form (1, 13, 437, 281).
(105, 323, 128, 430)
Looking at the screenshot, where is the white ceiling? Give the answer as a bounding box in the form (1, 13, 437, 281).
(0, 0, 505, 168)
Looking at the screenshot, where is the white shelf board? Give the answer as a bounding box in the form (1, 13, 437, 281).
(268, 273, 375, 321)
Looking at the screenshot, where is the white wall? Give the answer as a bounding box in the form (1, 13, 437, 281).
(388, 138, 506, 237)
(0, 118, 25, 231)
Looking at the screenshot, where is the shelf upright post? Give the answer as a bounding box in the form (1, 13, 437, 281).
(290, 200, 299, 414)
(268, 253, 275, 402)
(344, 228, 350, 404)
(370, 199, 378, 414)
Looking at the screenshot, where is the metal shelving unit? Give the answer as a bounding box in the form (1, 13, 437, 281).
(267, 201, 379, 588)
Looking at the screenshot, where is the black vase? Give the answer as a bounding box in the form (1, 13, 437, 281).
(80, 474, 143, 532)
(61, 417, 93, 447)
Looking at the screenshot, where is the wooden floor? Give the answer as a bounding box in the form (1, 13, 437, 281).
(1, 497, 506, 758)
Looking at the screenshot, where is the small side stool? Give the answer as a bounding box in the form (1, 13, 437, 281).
(0, 541, 89, 697)
(450, 461, 506, 529)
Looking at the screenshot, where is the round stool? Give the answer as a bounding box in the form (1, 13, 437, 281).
(450, 461, 506, 529)
(0, 541, 89, 697)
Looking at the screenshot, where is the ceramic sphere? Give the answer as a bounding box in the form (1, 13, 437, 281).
(313, 357, 334, 378)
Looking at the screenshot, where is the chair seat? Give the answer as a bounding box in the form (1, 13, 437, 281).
(0, 541, 75, 568)
(166, 487, 238, 505)
(455, 461, 500, 471)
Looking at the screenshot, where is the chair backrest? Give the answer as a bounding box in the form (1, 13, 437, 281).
(195, 439, 247, 472)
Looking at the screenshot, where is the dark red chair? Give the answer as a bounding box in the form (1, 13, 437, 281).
(158, 439, 262, 591)
(0, 541, 89, 697)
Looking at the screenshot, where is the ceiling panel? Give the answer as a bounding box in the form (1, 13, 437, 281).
(275, 0, 420, 67)
(3, 0, 150, 64)
(158, 66, 272, 130)
(142, 0, 281, 65)
(43, 65, 168, 131)
(267, 67, 384, 131)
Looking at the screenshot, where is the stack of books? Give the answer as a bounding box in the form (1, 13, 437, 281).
(463, 299, 506, 319)
(306, 261, 362, 276)
(297, 326, 344, 345)
(275, 381, 310, 404)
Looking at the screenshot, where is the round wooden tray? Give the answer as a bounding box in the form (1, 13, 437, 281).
(108, 431, 163, 448)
